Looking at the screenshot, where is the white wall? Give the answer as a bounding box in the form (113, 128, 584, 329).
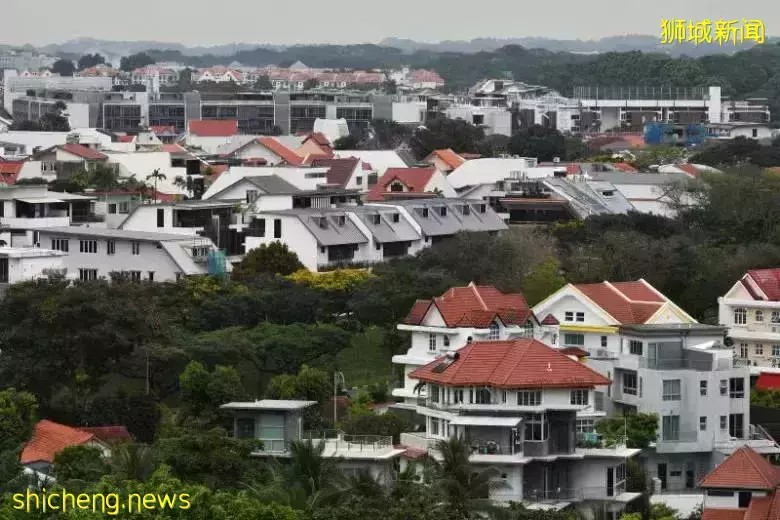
(233, 142, 283, 165)
(244, 216, 318, 270)
(186, 135, 235, 154)
(6, 254, 65, 283)
(426, 170, 457, 197)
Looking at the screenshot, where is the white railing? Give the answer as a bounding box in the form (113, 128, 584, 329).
(303, 430, 394, 454)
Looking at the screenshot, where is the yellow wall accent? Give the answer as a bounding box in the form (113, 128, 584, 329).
(560, 325, 619, 333)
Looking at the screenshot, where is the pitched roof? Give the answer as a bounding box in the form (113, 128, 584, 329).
(303, 132, 331, 147)
(0, 161, 24, 182)
(699, 447, 780, 490)
(150, 125, 177, 135)
(427, 149, 465, 170)
(410, 339, 611, 389)
(756, 373, 780, 391)
(573, 280, 666, 325)
(745, 495, 778, 520)
(257, 137, 304, 165)
(21, 420, 95, 465)
(118, 135, 135, 143)
(702, 510, 746, 520)
(404, 283, 532, 327)
(309, 157, 360, 187)
(368, 167, 437, 201)
(614, 162, 637, 173)
(743, 269, 780, 301)
(188, 120, 238, 137)
(541, 314, 559, 325)
(79, 426, 132, 443)
(560, 346, 589, 358)
(61, 144, 107, 160)
(162, 144, 187, 154)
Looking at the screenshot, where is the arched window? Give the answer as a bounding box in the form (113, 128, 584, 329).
(488, 321, 500, 341)
(734, 308, 747, 325)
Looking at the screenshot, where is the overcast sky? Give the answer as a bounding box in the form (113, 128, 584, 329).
(2, 0, 777, 46)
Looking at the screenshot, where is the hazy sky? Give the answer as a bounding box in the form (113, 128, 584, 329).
(2, 0, 777, 46)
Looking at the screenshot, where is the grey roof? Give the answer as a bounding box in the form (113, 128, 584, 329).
(221, 399, 317, 411)
(159, 241, 208, 275)
(543, 177, 634, 218)
(209, 175, 300, 200)
(588, 171, 691, 185)
(373, 199, 507, 237)
(40, 226, 211, 243)
(619, 323, 727, 335)
(349, 206, 421, 243)
(258, 208, 369, 246)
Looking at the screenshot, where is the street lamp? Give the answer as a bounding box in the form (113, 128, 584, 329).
(333, 371, 345, 426)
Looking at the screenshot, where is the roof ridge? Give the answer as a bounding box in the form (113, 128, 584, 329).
(742, 447, 780, 487)
(469, 282, 488, 310)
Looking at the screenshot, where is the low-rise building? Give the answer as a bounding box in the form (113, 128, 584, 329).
(0, 247, 66, 290)
(21, 420, 114, 477)
(367, 167, 457, 202)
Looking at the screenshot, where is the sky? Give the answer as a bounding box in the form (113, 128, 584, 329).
(2, 0, 778, 46)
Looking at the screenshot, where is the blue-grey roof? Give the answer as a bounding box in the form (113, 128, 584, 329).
(349, 206, 421, 243)
(258, 208, 369, 246)
(543, 177, 634, 217)
(372, 199, 507, 237)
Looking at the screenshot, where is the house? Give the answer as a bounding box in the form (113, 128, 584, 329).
(30, 143, 109, 181)
(87, 189, 178, 228)
(587, 172, 692, 217)
(0, 160, 24, 184)
(150, 125, 179, 144)
(229, 137, 305, 166)
(367, 167, 457, 201)
(308, 157, 370, 191)
(332, 150, 409, 176)
(392, 282, 548, 409)
(424, 149, 466, 174)
(0, 247, 66, 289)
(719, 269, 780, 370)
(36, 227, 224, 282)
(79, 426, 133, 445)
(402, 338, 642, 515)
(534, 279, 780, 491)
(698, 446, 780, 520)
(706, 122, 777, 142)
(21, 420, 112, 475)
(296, 132, 333, 157)
(221, 399, 405, 483)
(186, 120, 239, 154)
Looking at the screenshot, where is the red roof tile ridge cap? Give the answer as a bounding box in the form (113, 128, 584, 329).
(503, 340, 527, 386)
(469, 281, 488, 310)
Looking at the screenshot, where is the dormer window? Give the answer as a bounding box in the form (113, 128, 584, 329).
(390, 181, 404, 192)
(488, 321, 500, 341)
(443, 336, 450, 347)
(336, 215, 346, 226)
(392, 213, 400, 223)
(479, 204, 487, 214)
(462, 205, 471, 216)
(318, 217, 328, 229)
(439, 206, 447, 217)
(372, 214, 381, 225)
(422, 208, 429, 218)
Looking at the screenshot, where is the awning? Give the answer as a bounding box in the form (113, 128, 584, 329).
(16, 198, 64, 204)
(449, 416, 523, 427)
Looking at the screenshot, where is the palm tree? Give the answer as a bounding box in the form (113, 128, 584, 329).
(146, 169, 167, 202)
(111, 443, 155, 481)
(432, 437, 506, 520)
(173, 175, 187, 192)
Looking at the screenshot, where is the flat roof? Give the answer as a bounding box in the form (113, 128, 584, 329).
(450, 416, 523, 427)
(39, 227, 208, 242)
(220, 400, 317, 411)
(0, 247, 66, 258)
(619, 323, 727, 335)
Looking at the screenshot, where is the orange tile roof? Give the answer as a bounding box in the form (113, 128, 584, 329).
(188, 120, 238, 137)
(702, 510, 746, 520)
(573, 280, 665, 324)
(541, 314, 559, 325)
(428, 149, 465, 170)
(410, 339, 611, 389)
(745, 495, 778, 520)
(614, 162, 638, 173)
(560, 347, 589, 358)
(404, 283, 532, 327)
(79, 426, 132, 443)
(678, 163, 700, 177)
(257, 137, 304, 166)
(118, 135, 135, 143)
(744, 269, 780, 301)
(61, 144, 107, 160)
(21, 420, 95, 465)
(0, 161, 24, 176)
(162, 144, 187, 154)
(699, 447, 780, 490)
(367, 167, 437, 201)
(150, 125, 177, 135)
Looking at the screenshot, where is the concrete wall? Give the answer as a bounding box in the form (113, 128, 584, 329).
(244, 216, 318, 269)
(6, 254, 65, 282)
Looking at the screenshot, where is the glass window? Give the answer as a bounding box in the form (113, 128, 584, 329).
(106, 240, 115, 255)
(756, 310, 764, 322)
(576, 418, 595, 433)
(488, 322, 500, 341)
(734, 308, 747, 325)
(517, 390, 542, 406)
(773, 345, 780, 357)
(699, 416, 707, 431)
(575, 312, 585, 322)
(570, 389, 589, 405)
(772, 311, 780, 323)
(524, 413, 548, 441)
(601, 336, 608, 347)
(429, 385, 440, 403)
(443, 336, 450, 347)
(729, 413, 744, 439)
(474, 387, 491, 404)
(428, 333, 437, 352)
(739, 343, 749, 358)
(131, 241, 140, 255)
(662, 415, 680, 441)
(564, 311, 574, 322)
(729, 378, 745, 398)
(720, 380, 727, 396)
(236, 418, 255, 439)
(756, 344, 764, 355)
(564, 333, 584, 346)
(623, 372, 638, 396)
(662, 380, 681, 401)
(629, 340, 643, 355)
(720, 416, 727, 430)
(700, 380, 707, 396)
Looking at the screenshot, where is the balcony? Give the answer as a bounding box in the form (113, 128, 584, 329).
(713, 424, 780, 454)
(654, 430, 701, 453)
(71, 213, 106, 224)
(302, 430, 396, 458)
(1, 216, 71, 229)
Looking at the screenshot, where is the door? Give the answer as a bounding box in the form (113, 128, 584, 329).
(685, 467, 694, 489)
(648, 343, 658, 369)
(606, 467, 614, 497)
(657, 463, 668, 490)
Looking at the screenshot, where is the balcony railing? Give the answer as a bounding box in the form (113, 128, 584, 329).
(302, 430, 394, 454)
(71, 213, 106, 223)
(468, 440, 518, 456)
(523, 488, 582, 502)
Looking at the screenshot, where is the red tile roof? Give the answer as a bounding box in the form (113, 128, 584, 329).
(614, 162, 638, 173)
(188, 120, 238, 137)
(79, 426, 132, 443)
(745, 495, 778, 520)
(0, 161, 24, 176)
(573, 280, 666, 324)
(162, 144, 187, 154)
(404, 283, 532, 328)
(678, 163, 700, 177)
(700, 447, 780, 490)
(309, 157, 359, 187)
(702, 510, 746, 520)
(61, 144, 107, 160)
(756, 373, 780, 391)
(257, 137, 303, 166)
(367, 167, 437, 202)
(21, 420, 96, 465)
(541, 314, 559, 325)
(560, 346, 589, 358)
(118, 135, 135, 143)
(304, 132, 331, 147)
(400, 446, 429, 460)
(427, 149, 465, 171)
(459, 153, 482, 160)
(410, 339, 611, 389)
(151, 125, 177, 135)
(744, 269, 780, 301)
(566, 164, 581, 175)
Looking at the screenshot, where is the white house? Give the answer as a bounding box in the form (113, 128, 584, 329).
(36, 227, 222, 282)
(185, 120, 239, 154)
(719, 268, 780, 369)
(0, 247, 66, 286)
(367, 167, 457, 201)
(706, 122, 776, 141)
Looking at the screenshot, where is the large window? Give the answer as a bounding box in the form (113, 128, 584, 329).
(662, 415, 680, 441)
(576, 418, 595, 433)
(622, 372, 638, 396)
(524, 413, 548, 441)
(629, 340, 643, 356)
(517, 390, 542, 406)
(79, 268, 98, 281)
(428, 333, 437, 352)
(51, 239, 69, 252)
(739, 343, 749, 358)
(79, 240, 97, 254)
(729, 378, 745, 398)
(473, 387, 492, 405)
(429, 385, 440, 403)
(564, 333, 584, 346)
(729, 413, 744, 439)
(662, 380, 681, 401)
(488, 322, 500, 340)
(570, 389, 589, 406)
(236, 418, 255, 439)
(734, 308, 747, 325)
(274, 219, 282, 238)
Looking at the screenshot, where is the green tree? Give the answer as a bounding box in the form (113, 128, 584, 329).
(304, 78, 320, 89)
(231, 243, 305, 281)
(266, 365, 331, 403)
(51, 58, 76, 76)
(179, 361, 243, 424)
(410, 116, 485, 160)
(507, 125, 567, 162)
(522, 258, 566, 306)
(77, 53, 106, 70)
(596, 412, 659, 449)
(111, 443, 155, 481)
(52, 445, 109, 485)
(120, 52, 155, 72)
(254, 75, 273, 90)
(339, 410, 411, 444)
(0, 388, 38, 452)
(146, 169, 167, 201)
(633, 145, 688, 169)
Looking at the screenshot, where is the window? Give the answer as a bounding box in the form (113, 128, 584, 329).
(156, 208, 165, 228)
(564, 311, 574, 322)
(524, 413, 548, 441)
(629, 340, 643, 356)
(523, 321, 534, 337)
(236, 418, 255, 439)
(614, 463, 627, 495)
(428, 333, 437, 352)
(356, 176, 362, 186)
(256, 219, 266, 237)
(148, 271, 154, 281)
(575, 312, 585, 322)
(564, 333, 584, 346)
(78, 268, 98, 281)
(421, 208, 429, 218)
(246, 190, 259, 204)
(79, 240, 97, 254)
(756, 344, 764, 355)
(601, 336, 608, 348)
(772, 311, 780, 323)
(371, 214, 381, 225)
(729, 413, 744, 439)
(130, 271, 141, 282)
(479, 204, 486, 214)
(392, 213, 400, 223)
(729, 378, 745, 398)
(452, 389, 464, 404)
(720, 379, 727, 396)
(662, 379, 681, 401)
(700, 380, 707, 396)
(576, 418, 595, 433)
(517, 390, 542, 406)
(474, 387, 491, 404)
(131, 241, 140, 255)
(430, 418, 439, 436)
(501, 390, 507, 403)
(623, 372, 638, 396)
(106, 240, 115, 255)
(443, 336, 450, 347)
(108, 203, 117, 214)
(488, 321, 500, 340)
(700, 416, 707, 431)
(720, 416, 727, 430)
(439, 206, 447, 217)
(462, 205, 471, 216)
(662, 415, 680, 441)
(773, 345, 780, 357)
(734, 308, 747, 325)
(570, 389, 589, 406)
(274, 219, 282, 238)
(739, 343, 749, 358)
(51, 239, 69, 252)
(429, 385, 440, 403)
(756, 310, 764, 322)
(119, 201, 130, 214)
